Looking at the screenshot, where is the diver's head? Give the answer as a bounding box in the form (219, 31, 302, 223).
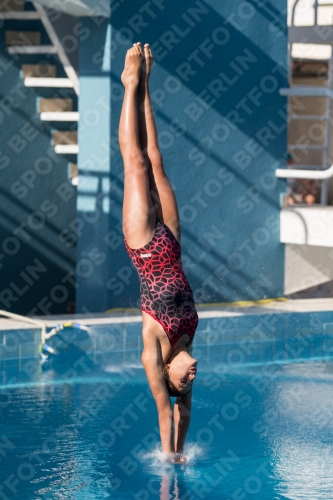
(163, 351, 197, 397)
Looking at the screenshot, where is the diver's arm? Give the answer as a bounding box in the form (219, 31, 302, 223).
(142, 346, 174, 456)
(173, 389, 192, 454)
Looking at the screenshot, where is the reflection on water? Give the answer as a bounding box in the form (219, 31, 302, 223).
(159, 473, 190, 500)
(262, 362, 333, 499)
(273, 438, 333, 500)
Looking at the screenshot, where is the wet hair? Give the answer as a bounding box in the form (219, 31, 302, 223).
(163, 365, 185, 398)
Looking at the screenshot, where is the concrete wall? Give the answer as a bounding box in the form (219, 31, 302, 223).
(0, 15, 77, 315)
(77, 0, 288, 312)
(281, 206, 333, 247)
(285, 243, 333, 295)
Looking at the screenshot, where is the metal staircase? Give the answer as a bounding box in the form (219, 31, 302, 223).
(281, 0, 333, 204)
(1, 0, 79, 182)
(274, 0, 333, 297)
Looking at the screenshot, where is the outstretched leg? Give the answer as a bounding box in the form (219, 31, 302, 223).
(139, 44, 181, 243)
(119, 44, 156, 249)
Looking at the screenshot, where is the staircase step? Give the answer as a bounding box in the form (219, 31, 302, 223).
(69, 163, 78, 178)
(280, 87, 333, 99)
(289, 114, 328, 121)
(54, 145, 79, 154)
(40, 111, 79, 122)
(39, 98, 73, 112)
(6, 31, 40, 46)
(288, 144, 328, 151)
(22, 64, 56, 79)
(0, 0, 24, 12)
(24, 77, 73, 88)
(0, 11, 39, 19)
(69, 163, 79, 185)
(7, 45, 56, 54)
(53, 131, 77, 146)
(289, 26, 333, 45)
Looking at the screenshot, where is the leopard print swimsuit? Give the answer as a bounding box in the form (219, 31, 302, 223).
(124, 219, 198, 348)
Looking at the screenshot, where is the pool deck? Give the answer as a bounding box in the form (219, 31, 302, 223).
(0, 298, 332, 331)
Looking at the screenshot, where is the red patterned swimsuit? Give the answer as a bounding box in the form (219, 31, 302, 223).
(124, 219, 198, 348)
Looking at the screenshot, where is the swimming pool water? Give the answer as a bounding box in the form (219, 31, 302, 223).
(1, 329, 333, 500)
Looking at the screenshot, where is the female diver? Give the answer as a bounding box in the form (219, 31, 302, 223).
(119, 42, 199, 462)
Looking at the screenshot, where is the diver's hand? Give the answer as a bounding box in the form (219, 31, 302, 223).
(163, 452, 184, 463)
(172, 452, 186, 464)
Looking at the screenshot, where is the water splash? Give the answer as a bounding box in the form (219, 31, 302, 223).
(182, 443, 205, 464)
(141, 443, 205, 467)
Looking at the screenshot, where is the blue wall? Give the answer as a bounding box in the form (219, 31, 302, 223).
(0, 10, 77, 315)
(77, 0, 287, 312)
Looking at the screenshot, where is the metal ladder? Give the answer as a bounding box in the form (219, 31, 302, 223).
(282, 0, 333, 204)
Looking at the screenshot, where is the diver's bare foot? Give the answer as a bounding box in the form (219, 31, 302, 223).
(142, 43, 154, 82)
(121, 43, 143, 88)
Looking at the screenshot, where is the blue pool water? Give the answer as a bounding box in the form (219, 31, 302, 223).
(1, 320, 333, 499)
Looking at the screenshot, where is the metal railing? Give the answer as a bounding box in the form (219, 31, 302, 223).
(0, 309, 47, 343)
(276, 162, 333, 179)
